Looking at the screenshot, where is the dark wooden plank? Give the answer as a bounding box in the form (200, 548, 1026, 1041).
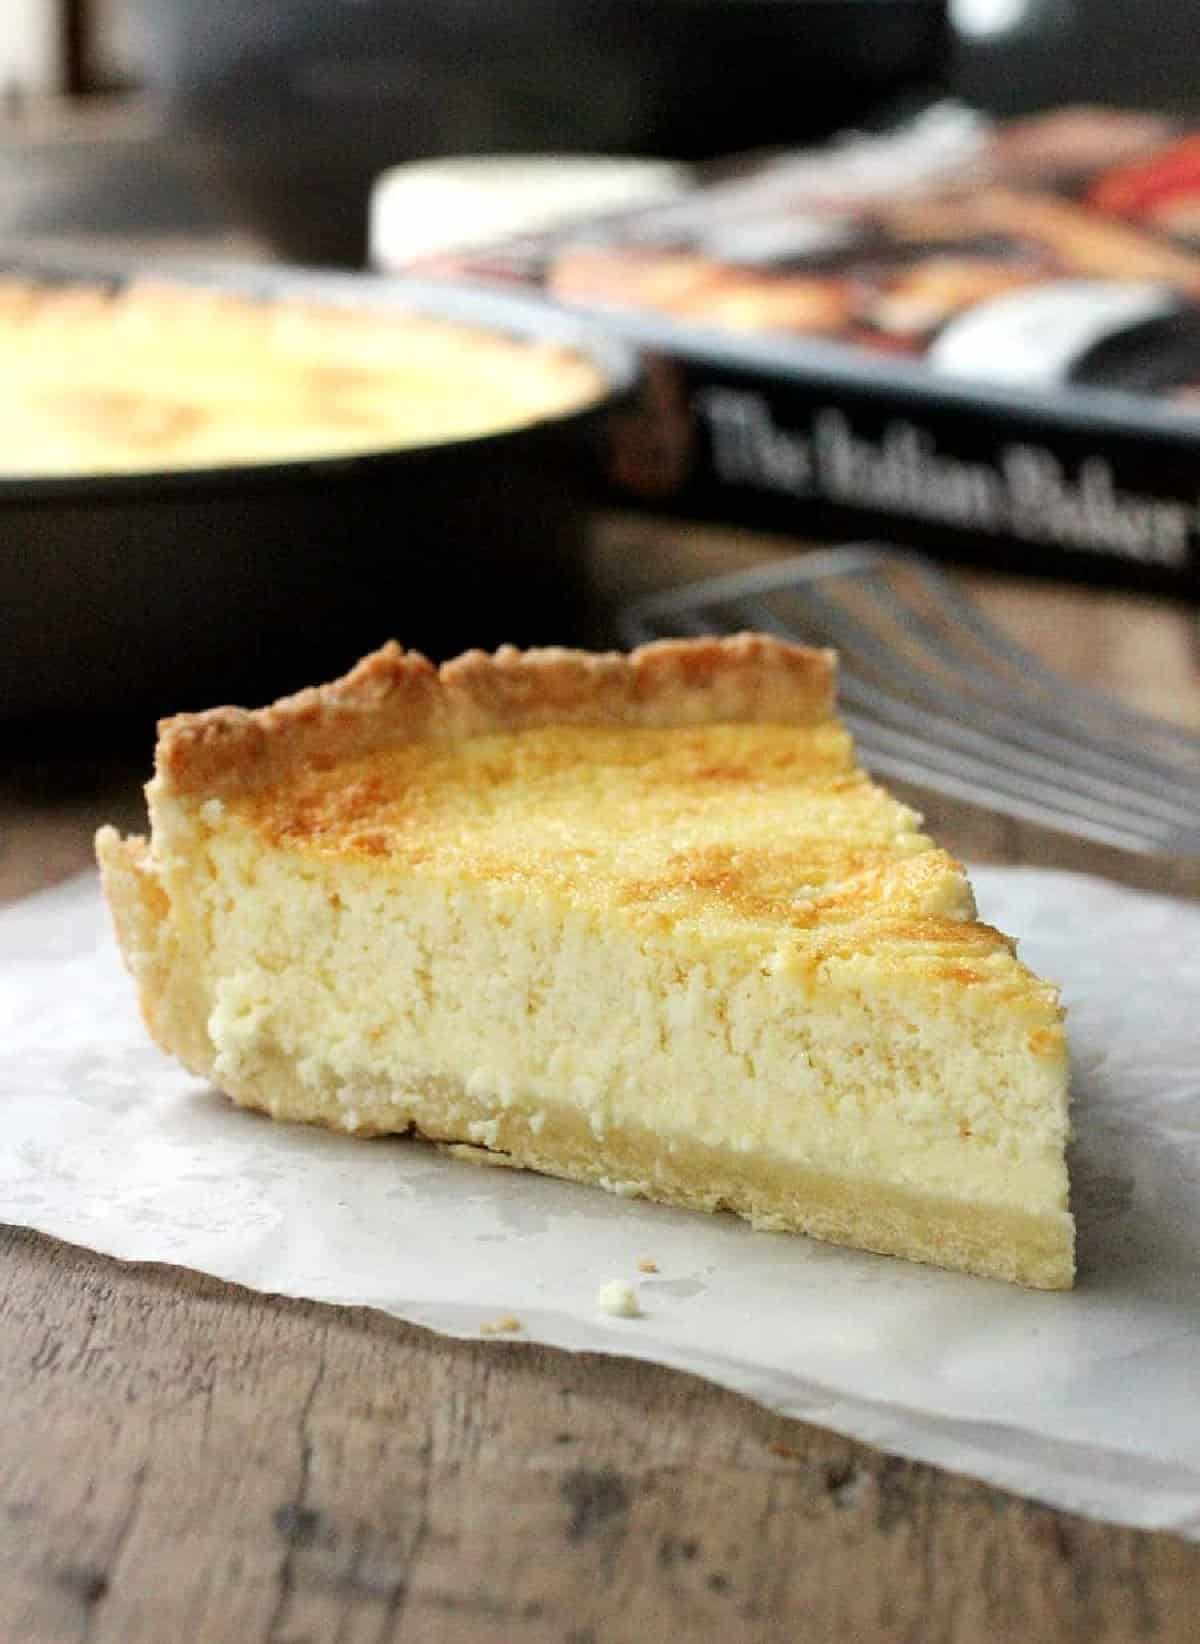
(0, 1228, 1197, 1644)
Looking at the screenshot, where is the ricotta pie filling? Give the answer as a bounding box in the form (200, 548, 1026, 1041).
(97, 637, 1074, 1288)
(0, 278, 603, 477)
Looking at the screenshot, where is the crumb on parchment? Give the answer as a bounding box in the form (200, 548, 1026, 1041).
(636, 1258, 659, 1273)
(479, 1315, 523, 1336)
(596, 1280, 641, 1318)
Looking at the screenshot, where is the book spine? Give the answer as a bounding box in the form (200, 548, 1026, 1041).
(609, 354, 1200, 600)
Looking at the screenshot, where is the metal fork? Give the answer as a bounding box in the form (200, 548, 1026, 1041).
(619, 546, 1200, 857)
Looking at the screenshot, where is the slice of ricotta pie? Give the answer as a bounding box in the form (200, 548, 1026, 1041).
(96, 636, 1074, 1288)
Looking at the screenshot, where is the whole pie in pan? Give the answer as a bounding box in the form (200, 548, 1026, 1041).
(97, 636, 1074, 1288)
(0, 277, 604, 478)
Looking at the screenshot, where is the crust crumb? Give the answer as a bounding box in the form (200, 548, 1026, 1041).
(596, 1280, 641, 1318)
(479, 1315, 523, 1336)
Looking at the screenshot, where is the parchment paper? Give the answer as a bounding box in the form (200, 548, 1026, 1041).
(2, 867, 1197, 1536)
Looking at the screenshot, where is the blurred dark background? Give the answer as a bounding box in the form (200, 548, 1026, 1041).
(3, 0, 1199, 266)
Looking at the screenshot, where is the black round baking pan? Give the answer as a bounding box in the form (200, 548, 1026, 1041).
(0, 261, 639, 741)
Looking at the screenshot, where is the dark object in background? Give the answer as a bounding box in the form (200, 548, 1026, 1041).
(133, 0, 949, 265)
(954, 0, 1200, 122)
(0, 265, 637, 739)
(423, 107, 1200, 601)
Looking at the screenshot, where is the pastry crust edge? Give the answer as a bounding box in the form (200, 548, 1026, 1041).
(154, 635, 837, 798)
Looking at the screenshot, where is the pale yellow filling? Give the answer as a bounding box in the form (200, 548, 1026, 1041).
(191, 837, 1068, 1215)
(0, 280, 603, 476)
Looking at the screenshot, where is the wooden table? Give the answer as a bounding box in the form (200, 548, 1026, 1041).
(2, 514, 1198, 1643)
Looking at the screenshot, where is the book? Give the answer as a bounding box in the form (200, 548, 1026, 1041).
(383, 105, 1200, 599)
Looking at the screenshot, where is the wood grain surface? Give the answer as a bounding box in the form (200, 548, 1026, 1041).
(2, 517, 1199, 1643)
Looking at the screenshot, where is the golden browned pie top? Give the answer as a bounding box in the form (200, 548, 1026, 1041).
(0, 278, 604, 477)
(151, 638, 1058, 1002)
(235, 718, 985, 953)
